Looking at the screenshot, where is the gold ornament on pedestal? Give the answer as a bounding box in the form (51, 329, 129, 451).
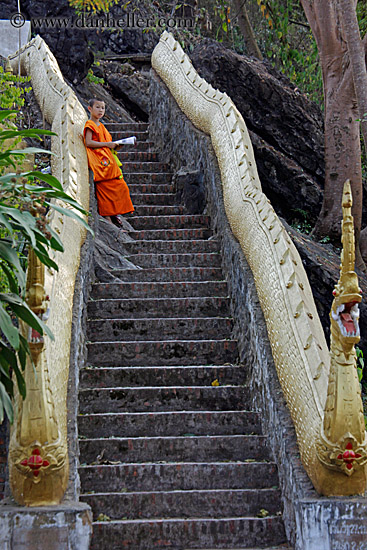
(316, 180, 367, 494)
(8, 250, 68, 506)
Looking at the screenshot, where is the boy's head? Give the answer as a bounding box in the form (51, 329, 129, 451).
(88, 99, 105, 120)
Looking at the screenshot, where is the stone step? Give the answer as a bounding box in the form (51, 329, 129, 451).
(130, 192, 177, 205)
(128, 183, 174, 194)
(87, 339, 238, 367)
(133, 205, 186, 216)
(90, 281, 227, 300)
(79, 385, 247, 414)
(118, 151, 159, 162)
(106, 123, 149, 132)
(123, 239, 219, 255)
(81, 487, 282, 520)
(129, 228, 213, 241)
(127, 214, 210, 230)
(116, 141, 155, 152)
(89, 517, 286, 550)
(78, 410, 259, 438)
(109, 267, 223, 282)
(109, 130, 149, 141)
(87, 317, 233, 342)
(124, 172, 172, 184)
(124, 252, 221, 268)
(79, 434, 271, 464)
(88, 296, 231, 319)
(80, 365, 242, 389)
(122, 161, 169, 173)
(79, 461, 279, 493)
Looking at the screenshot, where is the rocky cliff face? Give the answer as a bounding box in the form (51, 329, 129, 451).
(0, 0, 160, 84)
(191, 39, 325, 226)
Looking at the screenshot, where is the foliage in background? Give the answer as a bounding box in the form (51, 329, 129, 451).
(68, 0, 119, 14)
(0, 109, 92, 424)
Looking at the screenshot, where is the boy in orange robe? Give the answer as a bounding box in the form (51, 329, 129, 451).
(84, 99, 134, 227)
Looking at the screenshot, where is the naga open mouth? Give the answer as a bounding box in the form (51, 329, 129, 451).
(331, 301, 360, 338)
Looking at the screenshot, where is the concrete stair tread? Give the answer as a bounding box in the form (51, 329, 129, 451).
(79, 461, 280, 492)
(87, 340, 238, 367)
(82, 487, 280, 496)
(87, 317, 233, 342)
(129, 229, 214, 240)
(108, 267, 224, 282)
(79, 386, 247, 413)
(92, 516, 283, 523)
(82, 487, 282, 519)
(80, 434, 264, 442)
(80, 461, 276, 469)
(122, 253, 221, 268)
(90, 281, 228, 300)
(78, 409, 259, 437)
(87, 297, 232, 319)
(87, 339, 236, 344)
(80, 365, 243, 388)
(79, 434, 271, 462)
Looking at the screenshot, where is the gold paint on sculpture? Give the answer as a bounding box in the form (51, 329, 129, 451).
(316, 181, 367, 494)
(7, 36, 89, 506)
(9, 250, 68, 506)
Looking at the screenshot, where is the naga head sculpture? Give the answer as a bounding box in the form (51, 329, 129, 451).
(330, 180, 362, 353)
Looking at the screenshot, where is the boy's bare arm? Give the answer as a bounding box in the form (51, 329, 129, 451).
(85, 129, 117, 149)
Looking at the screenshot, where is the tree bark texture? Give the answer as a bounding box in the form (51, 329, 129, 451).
(339, 0, 367, 159)
(232, 0, 263, 60)
(300, 0, 364, 258)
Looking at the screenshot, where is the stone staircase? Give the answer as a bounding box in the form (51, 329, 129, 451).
(78, 122, 289, 549)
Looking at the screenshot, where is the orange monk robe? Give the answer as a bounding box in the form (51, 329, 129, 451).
(84, 120, 134, 216)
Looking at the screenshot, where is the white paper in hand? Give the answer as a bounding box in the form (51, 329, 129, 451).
(114, 136, 137, 145)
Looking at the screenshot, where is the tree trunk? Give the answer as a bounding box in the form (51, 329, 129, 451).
(232, 0, 263, 60)
(338, 0, 367, 160)
(300, 0, 364, 268)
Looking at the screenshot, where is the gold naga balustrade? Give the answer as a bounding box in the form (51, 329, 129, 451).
(151, 31, 367, 495)
(7, 36, 89, 505)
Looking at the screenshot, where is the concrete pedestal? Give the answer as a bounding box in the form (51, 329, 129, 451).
(0, 501, 92, 550)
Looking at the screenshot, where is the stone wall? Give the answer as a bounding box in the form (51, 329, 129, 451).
(66, 171, 97, 502)
(149, 69, 367, 550)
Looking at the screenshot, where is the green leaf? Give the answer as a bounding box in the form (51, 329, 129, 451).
(0, 293, 54, 341)
(12, 361, 26, 399)
(0, 261, 20, 294)
(0, 207, 37, 247)
(0, 212, 15, 235)
(50, 203, 92, 234)
(24, 171, 63, 191)
(33, 244, 59, 271)
(0, 380, 14, 424)
(0, 305, 19, 349)
(18, 333, 30, 371)
(0, 128, 56, 141)
(0, 241, 26, 290)
(0, 110, 17, 123)
(10, 147, 56, 156)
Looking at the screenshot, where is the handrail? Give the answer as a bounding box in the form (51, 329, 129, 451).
(151, 31, 367, 495)
(7, 36, 89, 505)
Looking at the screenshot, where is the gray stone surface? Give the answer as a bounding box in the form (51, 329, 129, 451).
(149, 68, 367, 550)
(66, 171, 97, 503)
(0, 502, 92, 550)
